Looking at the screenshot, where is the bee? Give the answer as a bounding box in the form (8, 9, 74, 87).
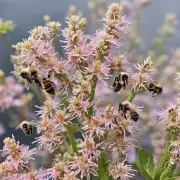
(119, 101, 139, 122)
(41, 77, 55, 96)
(20, 67, 41, 88)
(148, 82, 163, 97)
(16, 121, 33, 136)
(112, 72, 129, 92)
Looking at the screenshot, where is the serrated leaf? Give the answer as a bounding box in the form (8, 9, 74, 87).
(136, 148, 155, 180)
(98, 153, 109, 180)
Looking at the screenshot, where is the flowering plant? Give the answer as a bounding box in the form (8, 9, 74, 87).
(0, 2, 180, 180)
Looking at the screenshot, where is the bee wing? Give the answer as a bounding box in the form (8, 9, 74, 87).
(29, 120, 37, 126)
(16, 122, 23, 130)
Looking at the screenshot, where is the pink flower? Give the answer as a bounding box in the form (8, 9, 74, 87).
(2, 135, 36, 170)
(68, 154, 98, 180)
(83, 115, 105, 138)
(35, 119, 64, 152)
(86, 60, 110, 80)
(0, 76, 25, 110)
(79, 135, 102, 159)
(109, 162, 136, 180)
(96, 105, 118, 129)
(68, 96, 90, 117)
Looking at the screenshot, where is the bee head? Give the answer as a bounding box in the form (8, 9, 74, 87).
(29, 67, 37, 74)
(42, 77, 47, 82)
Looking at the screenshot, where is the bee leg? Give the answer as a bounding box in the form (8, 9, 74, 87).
(35, 79, 42, 87)
(27, 77, 33, 83)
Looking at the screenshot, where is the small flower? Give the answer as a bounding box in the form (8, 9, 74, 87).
(131, 72, 150, 93)
(104, 3, 130, 38)
(108, 136, 136, 155)
(158, 103, 180, 135)
(92, 30, 119, 57)
(0, 161, 17, 178)
(44, 162, 66, 179)
(72, 80, 91, 100)
(36, 98, 59, 119)
(62, 15, 87, 51)
(18, 169, 44, 180)
(135, 56, 155, 74)
(0, 18, 15, 35)
(46, 21, 61, 37)
(86, 60, 110, 80)
(0, 75, 25, 110)
(109, 162, 136, 180)
(83, 115, 105, 138)
(115, 119, 137, 137)
(96, 105, 118, 129)
(35, 119, 64, 152)
(79, 135, 101, 159)
(68, 154, 98, 180)
(2, 135, 36, 170)
(54, 109, 73, 126)
(29, 26, 51, 40)
(109, 54, 129, 73)
(68, 96, 90, 117)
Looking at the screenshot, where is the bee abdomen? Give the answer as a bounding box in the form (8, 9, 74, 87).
(131, 112, 139, 122)
(44, 82, 52, 89)
(46, 87, 55, 95)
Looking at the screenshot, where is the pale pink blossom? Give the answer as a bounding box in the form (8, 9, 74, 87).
(68, 154, 98, 180)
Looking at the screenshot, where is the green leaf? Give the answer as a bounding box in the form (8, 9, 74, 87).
(98, 153, 109, 180)
(154, 132, 174, 180)
(136, 148, 155, 180)
(160, 163, 176, 180)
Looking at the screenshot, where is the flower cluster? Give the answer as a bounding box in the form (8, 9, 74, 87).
(0, 135, 36, 179)
(158, 101, 180, 136)
(0, 18, 15, 36)
(2, 1, 178, 180)
(0, 70, 30, 111)
(13, 25, 60, 80)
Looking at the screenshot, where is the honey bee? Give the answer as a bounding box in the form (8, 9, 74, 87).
(119, 101, 139, 122)
(148, 82, 163, 97)
(20, 67, 41, 88)
(112, 72, 129, 92)
(41, 77, 55, 96)
(16, 121, 33, 136)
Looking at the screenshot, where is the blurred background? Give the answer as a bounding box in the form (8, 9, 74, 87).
(0, 0, 180, 179)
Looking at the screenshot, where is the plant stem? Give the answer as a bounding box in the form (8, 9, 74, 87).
(3, 34, 13, 54)
(127, 92, 137, 102)
(87, 75, 97, 116)
(66, 125, 78, 155)
(87, 52, 103, 116)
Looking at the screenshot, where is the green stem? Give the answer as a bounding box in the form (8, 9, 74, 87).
(87, 52, 103, 116)
(3, 34, 13, 54)
(30, 85, 43, 104)
(127, 92, 137, 102)
(87, 75, 97, 116)
(65, 125, 78, 155)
